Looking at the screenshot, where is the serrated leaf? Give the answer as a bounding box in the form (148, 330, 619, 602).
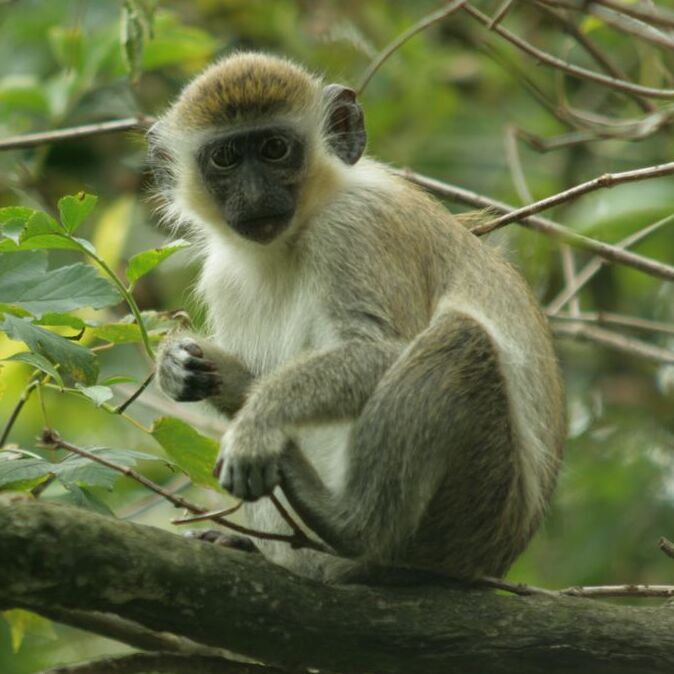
(75, 383, 114, 407)
(151, 416, 219, 489)
(0, 235, 81, 253)
(58, 193, 98, 234)
(0, 314, 98, 384)
(126, 239, 190, 284)
(22, 211, 61, 238)
(4, 352, 64, 388)
(0, 252, 121, 317)
(0, 206, 35, 226)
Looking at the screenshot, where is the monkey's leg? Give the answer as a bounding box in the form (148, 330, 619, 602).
(281, 313, 522, 574)
(157, 334, 254, 416)
(216, 340, 404, 500)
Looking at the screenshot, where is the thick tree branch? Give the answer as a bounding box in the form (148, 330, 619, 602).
(3, 502, 674, 674)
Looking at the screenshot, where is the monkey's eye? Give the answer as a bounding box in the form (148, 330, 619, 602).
(260, 137, 290, 162)
(209, 143, 240, 170)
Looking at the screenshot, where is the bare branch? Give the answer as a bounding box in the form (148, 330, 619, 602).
(536, 0, 674, 31)
(550, 311, 674, 336)
(589, 4, 674, 50)
(113, 371, 155, 415)
(552, 322, 674, 364)
(398, 169, 674, 282)
(488, 0, 515, 28)
(533, 0, 655, 113)
(0, 379, 39, 447)
(35, 608, 238, 661)
(547, 213, 674, 314)
(463, 3, 674, 100)
(479, 576, 674, 599)
(472, 160, 674, 235)
(38, 652, 286, 674)
(39, 430, 328, 553)
(0, 117, 154, 151)
(357, 0, 467, 95)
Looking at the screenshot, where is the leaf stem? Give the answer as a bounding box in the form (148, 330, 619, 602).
(71, 240, 155, 360)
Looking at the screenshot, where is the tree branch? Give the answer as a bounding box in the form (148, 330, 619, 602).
(39, 652, 284, 674)
(0, 117, 154, 151)
(399, 169, 674, 282)
(4, 502, 674, 674)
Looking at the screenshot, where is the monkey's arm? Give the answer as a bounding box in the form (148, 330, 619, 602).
(216, 339, 404, 500)
(157, 334, 254, 417)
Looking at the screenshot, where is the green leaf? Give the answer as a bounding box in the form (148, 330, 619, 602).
(0, 206, 35, 226)
(62, 482, 115, 515)
(4, 352, 64, 388)
(0, 314, 98, 384)
(0, 458, 53, 489)
(142, 11, 216, 71)
(0, 252, 121, 317)
(57, 193, 98, 234)
(1, 219, 27, 244)
(126, 239, 190, 284)
(35, 313, 87, 330)
(2, 609, 56, 653)
(101, 375, 138, 385)
(75, 383, 114, 407)
(90, 310, 175, 344)
(0, 76, 49, 114)
(22, 211, 61, 238)
(151, 416, 219, 489)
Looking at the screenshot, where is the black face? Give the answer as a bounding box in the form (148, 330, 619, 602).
(198, 125, 305, 244)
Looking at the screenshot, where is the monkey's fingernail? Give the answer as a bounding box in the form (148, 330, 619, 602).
(183, 342, 203, 357)
(213, 458, 223, 478)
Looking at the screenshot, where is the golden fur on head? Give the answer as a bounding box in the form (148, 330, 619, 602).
(173, 52, 321, 128)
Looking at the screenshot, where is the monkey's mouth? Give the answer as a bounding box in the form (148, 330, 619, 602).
(233, 213, 294, 244)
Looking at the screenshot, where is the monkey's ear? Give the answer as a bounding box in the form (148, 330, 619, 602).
(323, 84, 366, 165)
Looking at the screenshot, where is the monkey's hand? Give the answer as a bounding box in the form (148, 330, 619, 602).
(157, 335, 223, 402)
(215, 416, 286, 501)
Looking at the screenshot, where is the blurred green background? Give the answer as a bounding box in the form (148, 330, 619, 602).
(0, 0, 673, 671)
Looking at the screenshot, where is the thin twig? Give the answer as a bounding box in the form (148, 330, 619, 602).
(114, 370, 155, 414)
(39, 430, 328, 553)
(537, 0, 674, 31)
(0, 380, 39, 447)
(38, 651, 288, 674)
(357, 0, 468, 95)
(472, 160, 674, 235)
(463, 3, 674, 100)
(172, 502, 243, 524)
(532, 1, 654, 113)
(398, 169, 674, 282)
(552, 322, 674, 364)
(0, 117, 154, 151)
(489, 0, 515, 28)
(589, 4, 674, 51)
(547, 213, 674, 314)
(479, 576, 674, 598)
(550, 311, 674, 336)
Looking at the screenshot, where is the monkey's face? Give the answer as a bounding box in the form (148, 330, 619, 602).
(197, 125, 305, 244)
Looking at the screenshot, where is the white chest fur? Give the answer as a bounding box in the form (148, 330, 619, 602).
(196, 237, 351, 494)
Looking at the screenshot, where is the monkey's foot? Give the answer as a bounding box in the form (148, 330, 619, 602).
(184, 529, 259, 553)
